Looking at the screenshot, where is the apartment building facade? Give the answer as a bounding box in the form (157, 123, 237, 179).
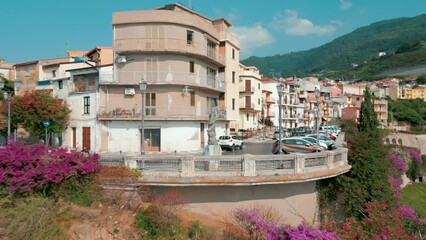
(239, 64, 262, 130)
(104, 3, 240, 153)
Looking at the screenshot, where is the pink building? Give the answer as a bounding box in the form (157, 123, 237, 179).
(97, 3, 240, 153)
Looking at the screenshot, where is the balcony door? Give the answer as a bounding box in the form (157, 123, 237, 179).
(245, 80, 251, 91)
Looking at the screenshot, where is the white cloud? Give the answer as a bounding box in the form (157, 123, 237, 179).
(232, 24, 276, 57)
(272, 10, 336, 36)
(340, 0, 353, 10)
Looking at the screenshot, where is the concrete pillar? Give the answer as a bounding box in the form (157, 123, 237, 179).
(180, 156, 195, 177)
(125, 157, 137, 169)
(242, 155, 256, 177)
(295, 154, 305, 174)
(327, 152, 334, 169)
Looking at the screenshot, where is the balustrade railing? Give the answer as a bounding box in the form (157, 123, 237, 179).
(99, 148, 349, 181)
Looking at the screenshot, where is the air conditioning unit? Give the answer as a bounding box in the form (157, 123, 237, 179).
(124, 88, 135, 95)
(117, 55, 127, 63)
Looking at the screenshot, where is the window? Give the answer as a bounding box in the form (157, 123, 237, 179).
(52, 70, 57, 78)
(190, 92, 195, 106)
(258, 98, 260, 105)
(25, 67, 30, 76)
(232, 71, 235, 83)
(252, 113, 255, 121)
(83, 96, 90, 114)
(258, 83, 260, 89)
(246, 113, 249, 121)
(145, 93, 156, 116)
(58, 80, 63, 90)
(232, 98, 235, 110)
(189, 61, 194, 73)
(187, 30, 193, 45)
(232, 48, 235, 59)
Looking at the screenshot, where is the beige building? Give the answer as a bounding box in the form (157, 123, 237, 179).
(239, 64, 262, 130)
(402, 86, 426, 100)
(85, 46, 113, 66)
(101, 3, 240, 153)
(14, 57, 73, 93)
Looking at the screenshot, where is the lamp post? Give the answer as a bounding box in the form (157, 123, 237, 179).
(262, 98, 266, 140)
(139, 79, 147, 155)
(314, 87, 321, 149)
(0, 79, 22, 143)
(277, 82, 285, 154)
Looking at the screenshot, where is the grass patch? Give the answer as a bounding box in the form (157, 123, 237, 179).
(401, 183, 426, 219)
(0, 195, 67, 240)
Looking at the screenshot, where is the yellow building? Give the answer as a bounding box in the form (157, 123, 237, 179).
(402, 86, 426, 99)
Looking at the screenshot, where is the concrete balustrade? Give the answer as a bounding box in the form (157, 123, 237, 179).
(99, 148, 350, 186)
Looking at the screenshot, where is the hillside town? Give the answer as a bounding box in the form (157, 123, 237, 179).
(0, 3, 422, 154)
(1, 2, 426, 239)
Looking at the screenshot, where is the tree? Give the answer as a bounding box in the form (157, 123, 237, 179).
(9, 90, 71, 139)
(358, 88, 378, 133)
(0, 78, 19, 135)
(318, 90, 395, 220)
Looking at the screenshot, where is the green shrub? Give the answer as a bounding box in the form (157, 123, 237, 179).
(407, 159, 420, 182)
(135, 204, 187, 240)
(54, 174, 100, 207)
(0, 195, 66, 240)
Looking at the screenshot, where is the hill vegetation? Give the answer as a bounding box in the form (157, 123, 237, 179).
(241, 14, 426, 80)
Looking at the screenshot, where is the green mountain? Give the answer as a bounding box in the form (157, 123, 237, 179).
(241, 14, 426, 80)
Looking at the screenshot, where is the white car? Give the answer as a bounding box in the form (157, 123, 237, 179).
(218, 135, 243, 151)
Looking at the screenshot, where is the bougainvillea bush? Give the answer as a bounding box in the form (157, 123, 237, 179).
(233, 208, 338, 240)
(0, 141, 102, 195)
(323, 200, 417, 240)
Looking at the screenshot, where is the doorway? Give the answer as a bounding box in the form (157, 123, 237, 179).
(82, 127, 91, 151)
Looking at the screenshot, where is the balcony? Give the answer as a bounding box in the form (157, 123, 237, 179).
(239, 86, 255, 93)
(113, 70, 225, 92)
(35, 80, 53, 91)
(240, 102, 259, 112)
(115, 38, 225, 66)
(266, 97, 276, 103)
(99, 105, 226, 121)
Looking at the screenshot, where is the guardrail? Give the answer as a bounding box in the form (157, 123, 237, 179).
(99, 148, 349, 182)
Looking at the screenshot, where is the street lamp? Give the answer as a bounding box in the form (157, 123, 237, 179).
(262, 98, 266, 140)
(139, 79, 147, 155)
(277, 82, 285, 154)
(314, 87, 321, 149)
(0, 79, 22, 143)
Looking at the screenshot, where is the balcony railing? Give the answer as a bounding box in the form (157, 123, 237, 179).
(115, 38, 224, 65)
(99, 105, 227, 121)
(98, 149, 349, 184)
(114, 70, 224, 92)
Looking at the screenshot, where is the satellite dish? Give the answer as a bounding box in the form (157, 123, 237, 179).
(117, 56, 127, 63)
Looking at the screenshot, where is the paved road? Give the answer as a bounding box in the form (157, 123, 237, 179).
(222, 140, 275, 155)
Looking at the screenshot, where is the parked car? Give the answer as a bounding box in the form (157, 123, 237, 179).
(291, 131, 310, 137)
(272, 137, 322, 154)
(273, 129, 291, 139)
(218, 135, 243, 151)
(301, 136, 328, 150)
(305, 134, 336, 149)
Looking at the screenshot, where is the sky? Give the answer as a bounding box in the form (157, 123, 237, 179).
(1, 0, 425, 64)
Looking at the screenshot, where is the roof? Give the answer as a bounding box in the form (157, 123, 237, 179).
(14, 60, 39, 67)
(85, 46, 112, 56)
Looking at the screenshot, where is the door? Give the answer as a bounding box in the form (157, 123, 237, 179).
(142, 128, 161, 151)
(245, 80, 251, 91)
(72, 127, 76, 148)
(245, 96, 251, 109)
(82, 127, 91, 151)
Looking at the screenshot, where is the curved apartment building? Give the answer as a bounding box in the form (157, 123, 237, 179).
(99, 4, 240, 153)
